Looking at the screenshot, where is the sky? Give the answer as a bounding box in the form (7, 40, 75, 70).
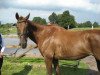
(0, 0, 100, 24)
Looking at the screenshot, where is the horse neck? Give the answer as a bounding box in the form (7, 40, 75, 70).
(27, 20, 45, 44)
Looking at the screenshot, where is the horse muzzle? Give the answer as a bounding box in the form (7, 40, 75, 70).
(20, 36, 27, 49)
(21, 43, 27, 49)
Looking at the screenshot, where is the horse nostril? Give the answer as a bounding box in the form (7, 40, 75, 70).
(21, 42, 27, 49)
(19, 43, 21, 46)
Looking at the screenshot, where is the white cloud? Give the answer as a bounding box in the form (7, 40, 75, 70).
(0, 0, 100, 24)
(0, 8, 52, 23)
(0, 0, 100, 13)
(16, 0, 50, 6)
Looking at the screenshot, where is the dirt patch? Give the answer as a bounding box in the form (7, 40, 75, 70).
(82, 56, 100, 75)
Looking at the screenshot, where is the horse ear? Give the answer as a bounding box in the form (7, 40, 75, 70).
(15, 13, 19, 20)
(26, 13, 30, 20)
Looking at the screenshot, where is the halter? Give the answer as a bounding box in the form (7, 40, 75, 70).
(17, 20, 29, 37)
(17, 20, 26, 23)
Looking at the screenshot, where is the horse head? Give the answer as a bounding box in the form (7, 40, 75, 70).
(15, 13, 30, 49)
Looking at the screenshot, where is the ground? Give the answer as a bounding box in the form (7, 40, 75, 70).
(82, 55, 100, 75)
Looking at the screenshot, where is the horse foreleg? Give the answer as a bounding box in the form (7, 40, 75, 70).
(44, 57, 53, 75)
(53, 59, 60, 75)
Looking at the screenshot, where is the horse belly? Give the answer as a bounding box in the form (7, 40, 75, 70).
(54, 50, 89, 60)
(54, 42, 91, 60)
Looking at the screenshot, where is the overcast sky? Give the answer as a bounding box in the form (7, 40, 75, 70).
(0, 0, 100, 24)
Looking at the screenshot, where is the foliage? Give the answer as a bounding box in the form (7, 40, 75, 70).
(93, 22, 99, 27)
(48, 12, 58, 24)
(84, 21, 92, 27)
(77, 21, 100, 28)
(32, 17, 47, 25)
(2, 57, 88, 75)
(48, 10, 76, 29)
(0, 23, 17, 35)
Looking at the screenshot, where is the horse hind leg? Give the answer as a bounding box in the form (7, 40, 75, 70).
(53, 59, 60, 75)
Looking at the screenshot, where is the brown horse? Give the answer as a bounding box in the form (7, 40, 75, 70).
(15, 13, 100, 75)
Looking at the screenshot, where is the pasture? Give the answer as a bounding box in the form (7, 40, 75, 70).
(2, 57, 88, 75)
(0, 25, 100, 35)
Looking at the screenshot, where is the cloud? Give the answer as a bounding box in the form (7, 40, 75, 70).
(0, 0, 63, 11)
(0, 8, 53, 23)
(0, 7, 99, 24)
(0, 0, 100, 13)
(0, 0, 100, 24)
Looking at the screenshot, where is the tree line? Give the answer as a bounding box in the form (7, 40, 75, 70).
(76, 21, 99, 28)
(0, 10, 100, 29)
(32, 10, 100, 29)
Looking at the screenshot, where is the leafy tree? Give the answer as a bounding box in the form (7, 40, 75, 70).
(93, 22, 99, 27)
(57, 10, 76, 29)
(48, 10, 76, 29)
(77, 23, 84, 28)
(32, 17, 47, 25)
(48, 12, 58, 24)
(84, 21, 92, 27)
(77, 21, 93, 28)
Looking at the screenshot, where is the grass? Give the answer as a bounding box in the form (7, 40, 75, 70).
(72, 28, 100, 31)
(8, 27, 17, 34)
(0, 27, 17, 35)
(2, 57, 88, 75)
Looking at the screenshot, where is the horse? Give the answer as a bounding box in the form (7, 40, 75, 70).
(15, 13, 100, 75)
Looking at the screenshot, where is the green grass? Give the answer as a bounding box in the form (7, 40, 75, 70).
(2, 57, 88, 75)
(72, 28, 100, 31)
(8, 27, 17, 34)
(0, 27, 17, 35)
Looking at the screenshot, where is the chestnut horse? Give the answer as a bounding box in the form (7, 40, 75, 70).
(15, 13, 100, 75)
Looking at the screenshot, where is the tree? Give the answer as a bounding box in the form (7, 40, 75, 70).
(77, 21, 93, 28)
(57, 10, 76, 29)
(32, 17, 47, 25)
(48, 10, 76, 29)
(48, 12, 58, 24)
(93, 22, 99, 27)
(84, 21, 92, 27)
(0, 21, 1, 25)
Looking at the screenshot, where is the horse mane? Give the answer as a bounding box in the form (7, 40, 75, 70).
(27, 20, 67, 32)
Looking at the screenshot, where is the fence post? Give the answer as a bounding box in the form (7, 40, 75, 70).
(92, 25, 94, 30)
(68, 25, 69, 29)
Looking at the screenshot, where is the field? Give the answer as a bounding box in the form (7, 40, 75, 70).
(2, 57, 88, 75)
(0, 26, 17, 35)
(0, 25, 100, 35)
(72, 28, 100, 30)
